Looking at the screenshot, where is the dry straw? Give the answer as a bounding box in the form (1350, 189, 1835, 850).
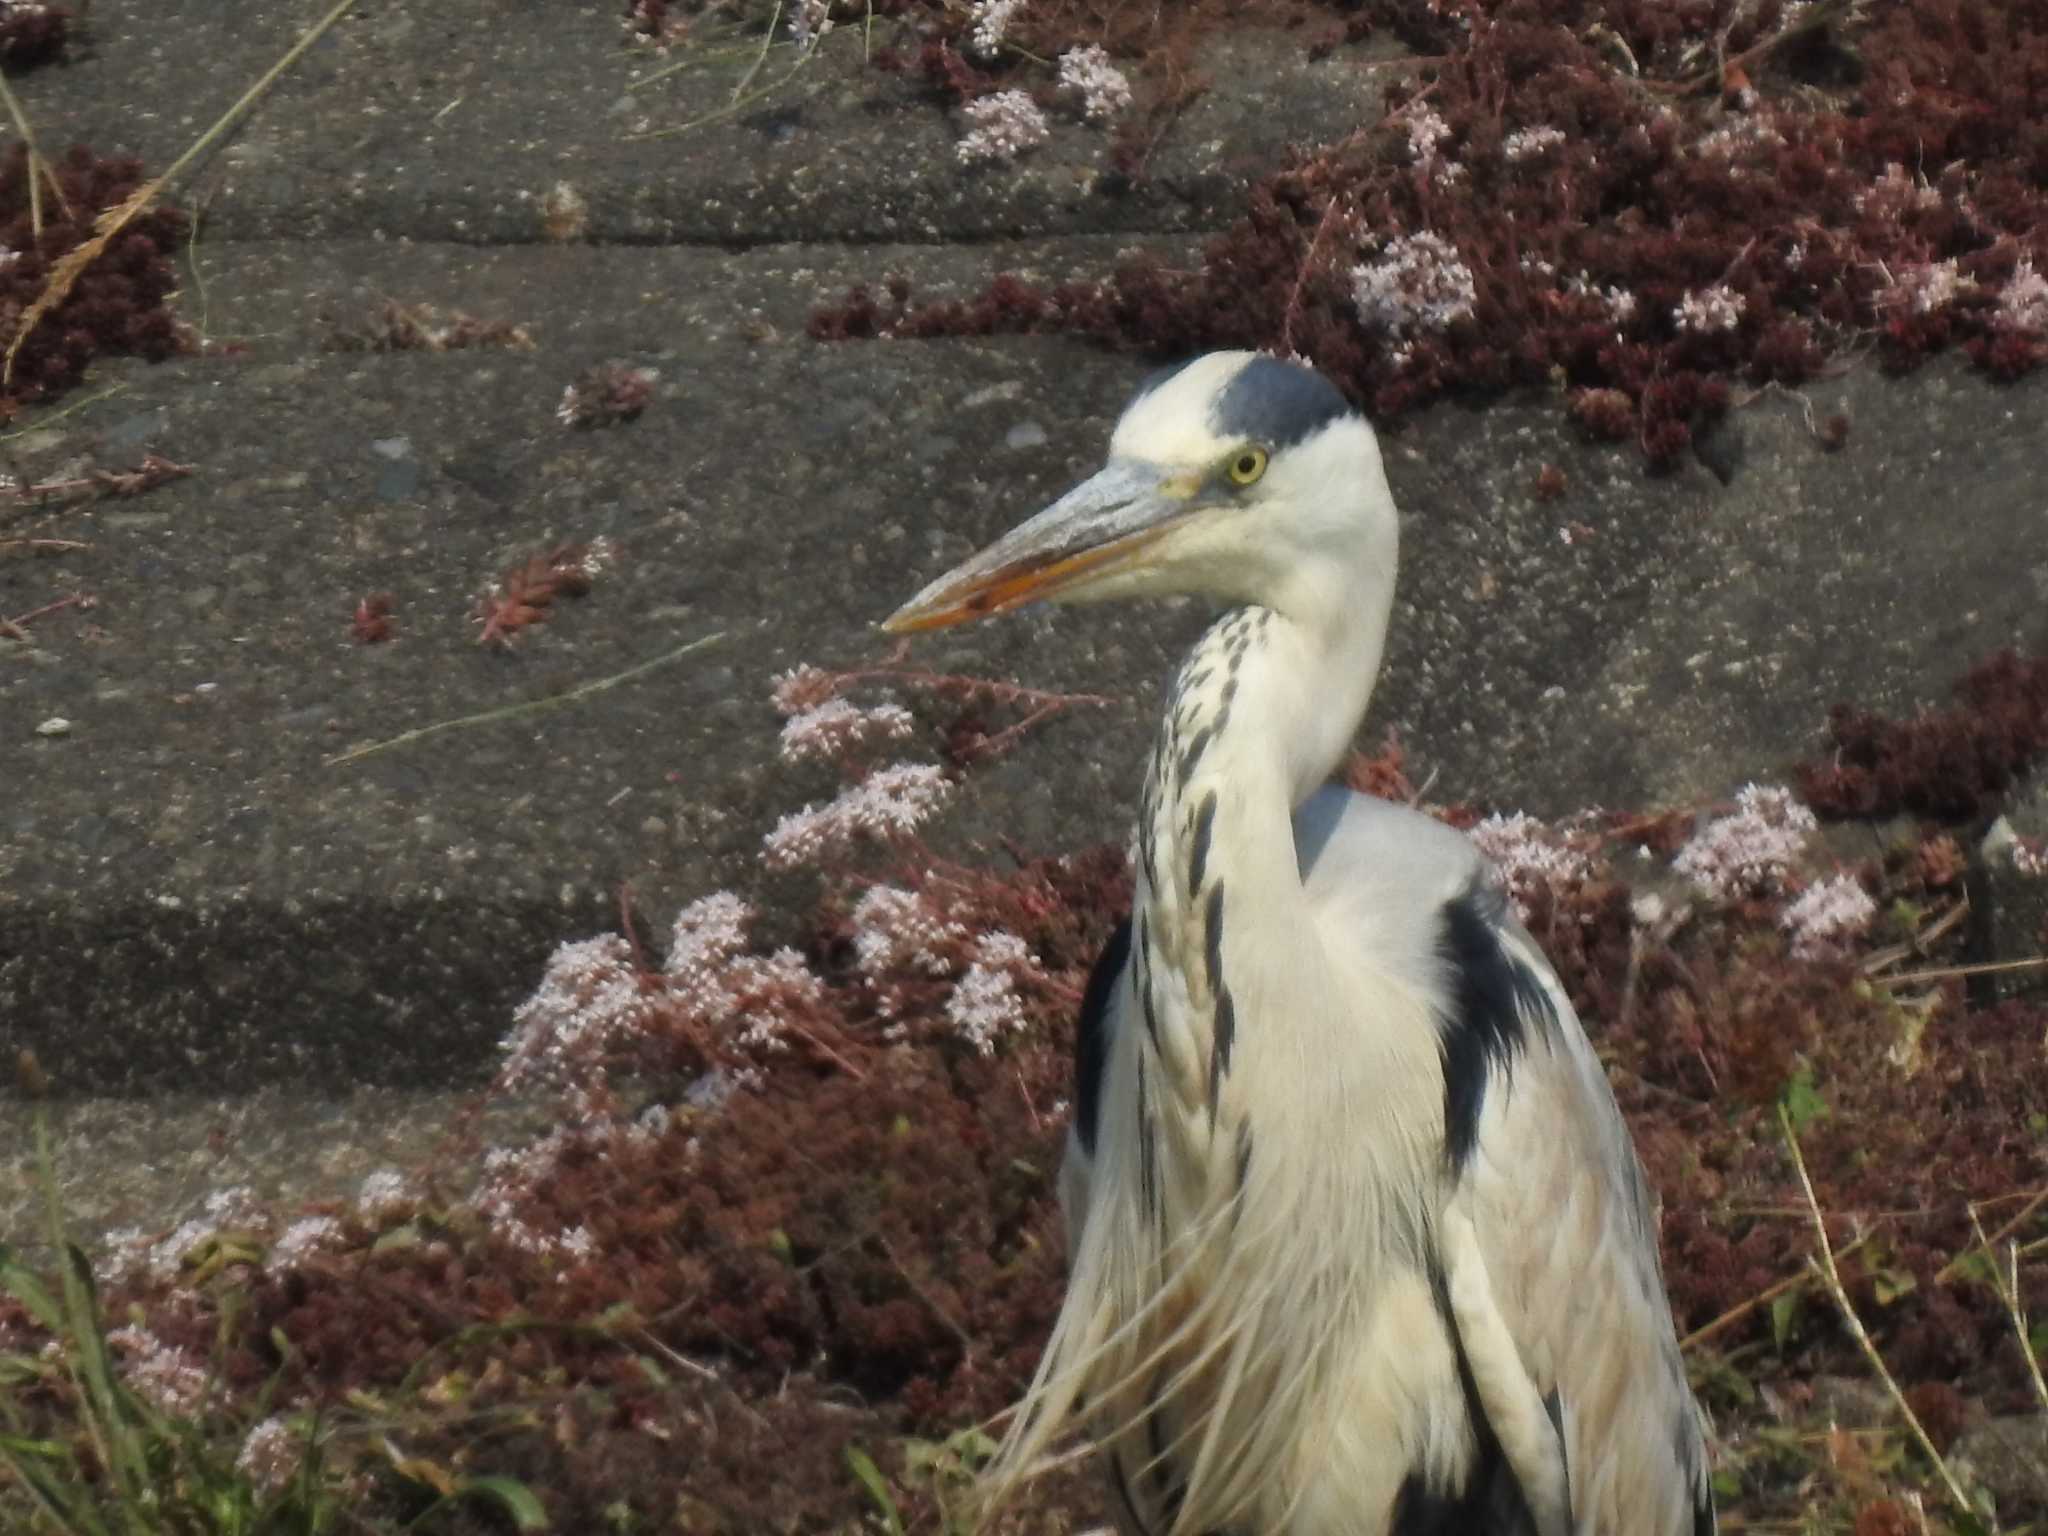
(3, 0, 362, 387)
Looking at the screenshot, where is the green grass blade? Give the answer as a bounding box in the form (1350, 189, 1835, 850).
(54, 1242, 156, 1512)
(844, 1445, 905, 1536)
(404, 1475, 550, 1532)
(0, 1437, 107, 1534)
(0, 1250, 67, 1335)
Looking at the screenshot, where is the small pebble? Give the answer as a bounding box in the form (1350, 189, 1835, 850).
(36, 717, 71, 737)
(375, 459, 423, 502)
(1006, 420, 1049, 450)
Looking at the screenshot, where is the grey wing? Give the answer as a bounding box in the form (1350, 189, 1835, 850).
(1444, 904, 1714, 1536)
(1295, 787, 1715, 1536)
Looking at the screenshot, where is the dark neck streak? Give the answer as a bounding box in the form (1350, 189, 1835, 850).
(1131, 609, 1295, 1159)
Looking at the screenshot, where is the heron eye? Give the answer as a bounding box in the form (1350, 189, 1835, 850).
(1226, 447, 1268, 487)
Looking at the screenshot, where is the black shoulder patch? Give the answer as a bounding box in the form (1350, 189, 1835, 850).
(1210, 354, 1352, 449)
(1436, 882, 1556, 1172)
(1074, 915, 1132, 1157)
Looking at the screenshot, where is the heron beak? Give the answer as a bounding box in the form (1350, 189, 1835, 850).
(882, 459, 1193, 633)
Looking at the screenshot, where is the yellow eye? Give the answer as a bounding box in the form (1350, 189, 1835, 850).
(1226, 446, 1268, 486)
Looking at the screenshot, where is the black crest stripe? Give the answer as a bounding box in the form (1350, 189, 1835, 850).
(1209, 353, 1352, 450)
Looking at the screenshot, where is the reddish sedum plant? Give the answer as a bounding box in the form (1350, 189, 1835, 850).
(0, 144, 184, 414)
(1797, 648, 2048, 821)
(819, 0, 2048, 466)
(0, 0, 68, 70)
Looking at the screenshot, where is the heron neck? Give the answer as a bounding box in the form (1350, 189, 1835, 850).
(1131, 599, 1388, 1126)
(1160, 598, 1386, 815)
(1136, 597, 1390, 961)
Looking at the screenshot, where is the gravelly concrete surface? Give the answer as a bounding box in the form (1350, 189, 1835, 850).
(11, 0, 1389, 245)
(3, 0, 2046, 1245)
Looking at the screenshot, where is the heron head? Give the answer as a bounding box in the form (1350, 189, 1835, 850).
(883, 351, 1398, 635)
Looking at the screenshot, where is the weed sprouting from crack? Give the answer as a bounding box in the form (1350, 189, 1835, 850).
(555, 360, 658, 427)
(473, 538, 615, 649)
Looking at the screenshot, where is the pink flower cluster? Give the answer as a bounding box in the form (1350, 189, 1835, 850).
(1673, 783, 1817, 899)
(105, 1326, 210, 1416)
(778, 696, 914, 764)
(1404, 107, 1465, 186)
(1779, 873, 1877, 960)
(1350, 230, 1478, 338)
(849, 885, 1042, 1051)
(1058, 45, 1131, 122)
(1674, 284, 1746, 334)
(946, 931, 1040, 1054)
(237, 1416, 305, 1494)
(763, 762, 953, 867)
(1467, 811, 1593, 922)
(2001, 258, 2048, 333)
(957, 90, 1050, 164)
(1876, 259, 1963, 316)
(502, 892, 832, 1112)
(967, 0, 1025, 55)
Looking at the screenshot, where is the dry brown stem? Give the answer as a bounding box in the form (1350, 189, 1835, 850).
(1679, 1232, 1872, 1354)
(0, 68, 71, 236)
(1872, 954, 2048, 988)
(0, 537, 88, 556)
(1937, 1184, 2048, 1285)
(1859, 898, 1972, 977)
(0, 455, 194, 529)
(0, 589, 91, 640)
(1965, 1208, 2048, 1420)
(1781, 1105, 1981, 1524)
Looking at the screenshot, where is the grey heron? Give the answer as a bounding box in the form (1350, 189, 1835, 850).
(884, 352, 1715, 1536)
